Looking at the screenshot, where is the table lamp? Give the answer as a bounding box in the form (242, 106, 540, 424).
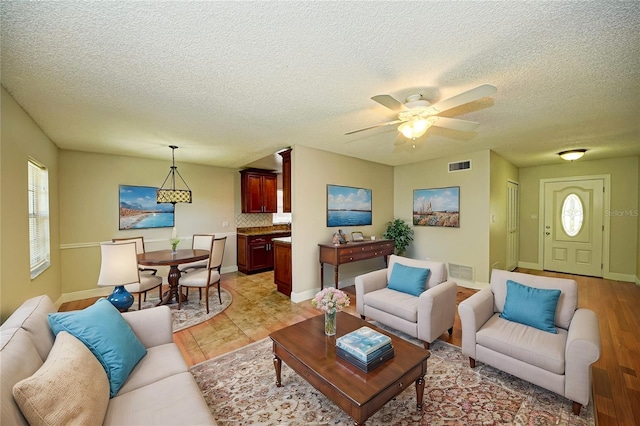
(97, 242, 139, 311)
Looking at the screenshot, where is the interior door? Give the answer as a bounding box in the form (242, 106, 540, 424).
(506, 181, 519, 271)
(543, 179, 604, 276)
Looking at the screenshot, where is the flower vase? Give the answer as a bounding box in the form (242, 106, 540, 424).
(325, 311, 337, 336)
(171, 245, 178, 255)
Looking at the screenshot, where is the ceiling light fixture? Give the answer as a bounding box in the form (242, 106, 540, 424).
(398, 117, 432, 140)
(558, 149, 587, 161)
(156, 145, 192, 204)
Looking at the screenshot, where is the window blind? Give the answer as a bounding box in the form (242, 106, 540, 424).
(28, 160, 51, 278)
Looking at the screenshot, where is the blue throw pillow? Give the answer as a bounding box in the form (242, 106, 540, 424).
(387, 263, 431, 297)
(48, 298, 147, 397)
(500, 280, 561, 334)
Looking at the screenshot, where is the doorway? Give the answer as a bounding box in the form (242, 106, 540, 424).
(541, 177, 605, 277)
(506, 180, 519, 271)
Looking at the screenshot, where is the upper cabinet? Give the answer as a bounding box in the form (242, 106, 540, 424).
(278, 149, 292, 213)
(240, 169, 277, 213)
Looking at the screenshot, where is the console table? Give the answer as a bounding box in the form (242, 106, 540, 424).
(318, 239, 394, 288)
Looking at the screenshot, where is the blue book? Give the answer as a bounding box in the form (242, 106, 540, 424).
(336, 326, 392, 362)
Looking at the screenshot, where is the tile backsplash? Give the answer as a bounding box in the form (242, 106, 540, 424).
(236, 213, 273, 228)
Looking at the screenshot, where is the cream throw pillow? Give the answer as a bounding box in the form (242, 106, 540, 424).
(12, 331, 109, 426)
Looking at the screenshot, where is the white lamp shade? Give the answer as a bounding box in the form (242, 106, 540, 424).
(97, 242, 140, 287)
(398, 118, 432, 139)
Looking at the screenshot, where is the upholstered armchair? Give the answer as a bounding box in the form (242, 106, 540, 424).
(355, 255, 457, 349)
(458, 269, 601, 415)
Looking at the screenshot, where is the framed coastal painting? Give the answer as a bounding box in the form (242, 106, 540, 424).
(119, 185, 174, 230)
(413, 186, 460, 227)
(327, 184, 372, 227)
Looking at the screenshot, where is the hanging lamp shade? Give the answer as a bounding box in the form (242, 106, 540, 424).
(157, 145, 192, 204)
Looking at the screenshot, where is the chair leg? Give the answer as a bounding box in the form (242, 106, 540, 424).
(448, 327, 453, 336)
(205, 286, 210, 314)
(158, 285, 162, 300)
(198, 288, 202, 300)
(572, 402, 582, 416)
(217, 281, 222, 304)
(360, 315, 366, 320)
(138, 293, 142, 310)
(469, 358, 476, 368)
(423, 341, 430, 350)
(143, 291, 147, 302)
(178, 286, 182, 310)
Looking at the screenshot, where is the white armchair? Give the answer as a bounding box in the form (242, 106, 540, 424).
(355, 255, 457, 349)
(458, 269, 601, 415)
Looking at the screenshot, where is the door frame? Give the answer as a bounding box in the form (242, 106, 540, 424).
(537, 174, 611, 277)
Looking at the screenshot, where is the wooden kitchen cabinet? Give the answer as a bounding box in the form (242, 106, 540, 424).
(240, 169, 277, 213)
(237, 232, 291, 274)
(278, 149, 291, 213)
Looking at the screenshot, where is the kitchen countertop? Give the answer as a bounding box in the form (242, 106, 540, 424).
(237, 226, 291, 236)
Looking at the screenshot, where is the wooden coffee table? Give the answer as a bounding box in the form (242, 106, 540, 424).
(269, 312, 430, 425)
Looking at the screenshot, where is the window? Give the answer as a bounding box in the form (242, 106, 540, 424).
(561, 193, 583, 237)
(28, 159, 50, 278)
(272, 189, 292, 224)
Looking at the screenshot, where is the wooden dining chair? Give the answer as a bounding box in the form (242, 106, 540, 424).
(112, 236, 158, 276)
(178, 236, 226, 313)
(179, 234, 215, 273)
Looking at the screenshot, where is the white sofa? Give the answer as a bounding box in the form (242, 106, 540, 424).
(458, 269, 601, 415)
(1, 295, 216, 425)
(355, 255, 457, 349)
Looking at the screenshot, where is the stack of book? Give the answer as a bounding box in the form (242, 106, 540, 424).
(336, 326, 394, 373)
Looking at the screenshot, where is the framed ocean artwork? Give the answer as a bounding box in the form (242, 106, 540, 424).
(327, 184, 372, 227)
(413, 186, 460, 227)
(119, 185, 175, 230)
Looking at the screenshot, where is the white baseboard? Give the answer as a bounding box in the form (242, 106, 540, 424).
(517, 261, 542, 270)
(604, 271, 637, 283)
(291, 288, 318, 304)
(457, 280, 489, 290)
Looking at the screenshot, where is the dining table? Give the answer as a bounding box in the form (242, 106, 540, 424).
(137, 249, 209, 306)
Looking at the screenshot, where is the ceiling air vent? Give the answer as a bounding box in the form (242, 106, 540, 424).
(448, 160, 471, 172)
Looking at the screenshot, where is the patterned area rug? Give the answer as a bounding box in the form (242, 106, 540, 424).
(130, 287, 232, 332)
(190, 335, 595, 425)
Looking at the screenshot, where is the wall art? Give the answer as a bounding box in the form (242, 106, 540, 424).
(413, 186, 460, 227)
(327, 184, 372, 227)
(119, 185, 174, 230)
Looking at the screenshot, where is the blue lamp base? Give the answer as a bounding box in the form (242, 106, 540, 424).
(107, 285, 134, 312)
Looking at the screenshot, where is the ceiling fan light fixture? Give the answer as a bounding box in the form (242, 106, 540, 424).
(399, 118, 431, 140)
(559, 149, 587, 161)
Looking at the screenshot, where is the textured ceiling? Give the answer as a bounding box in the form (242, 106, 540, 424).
(1, 2, 639, 169)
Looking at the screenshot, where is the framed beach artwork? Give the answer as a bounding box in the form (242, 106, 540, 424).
(413, 186, 460, 227)
(119, 185, 175, 230)
(327, 184, 372, 227)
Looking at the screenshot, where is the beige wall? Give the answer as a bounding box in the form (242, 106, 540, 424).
(58, 150, 238, 295)
(1, 87, 61, 321)
(290, 145, 394, 301)
(489, 151, 519, 272)
(393, 150, 492, 284)
(637, 156, 640, 283)
(519, 156, 639, 278)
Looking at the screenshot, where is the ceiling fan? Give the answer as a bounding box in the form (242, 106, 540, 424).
(346, 84, 497, 142)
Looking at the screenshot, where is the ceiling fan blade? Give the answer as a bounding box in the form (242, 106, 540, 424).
(345, 120, 403, 135)
(429, 84, 497, 114)
(430, 116, 480, 132)
(371, 94, 408, 112)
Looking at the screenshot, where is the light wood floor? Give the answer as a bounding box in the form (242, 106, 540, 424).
(60, 269, 640, 425)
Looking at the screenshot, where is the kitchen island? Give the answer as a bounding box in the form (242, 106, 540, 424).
(272, 236, 291, 297)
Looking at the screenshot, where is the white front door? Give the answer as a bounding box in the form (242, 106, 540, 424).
(543, 178, 604, 277)
(506, 180, 519, 271)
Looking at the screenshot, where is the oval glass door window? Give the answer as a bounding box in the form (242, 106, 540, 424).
(561, 194, 583, 237)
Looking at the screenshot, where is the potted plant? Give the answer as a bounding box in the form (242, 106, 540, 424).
(383, 218, 414, 256)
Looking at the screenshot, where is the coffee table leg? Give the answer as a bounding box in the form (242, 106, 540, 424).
(273, 355, 282, 387)
(415, 375, 425, 410)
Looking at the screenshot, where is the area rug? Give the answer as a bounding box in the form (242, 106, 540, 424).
(130, 287, 232, 332)
(190, 337, 595, 425)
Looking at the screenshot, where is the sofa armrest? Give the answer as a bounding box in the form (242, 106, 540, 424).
(355, 269, 388, 315)
(564, 308, 601, 406)
(417, 280, 457, 343)
(122, 306, 173, 349)
(457, 288, 494, 359)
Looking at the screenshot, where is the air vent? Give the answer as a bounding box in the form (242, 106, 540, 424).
(448, 160, 471, 172)
(449, 263, 474, 282)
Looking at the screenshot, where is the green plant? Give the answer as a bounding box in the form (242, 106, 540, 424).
(383, 218, 414, 256)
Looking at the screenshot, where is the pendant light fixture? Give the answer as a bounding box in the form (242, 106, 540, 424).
(156, 145, 192, 204)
